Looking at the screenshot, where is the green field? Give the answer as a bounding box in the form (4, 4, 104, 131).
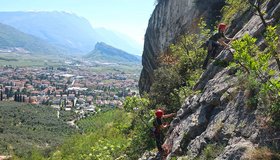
(0, 52, 65, 67)
(0, 102, 78, 158)
(88, 64, 142, 75)
(0, 52, 142, 75)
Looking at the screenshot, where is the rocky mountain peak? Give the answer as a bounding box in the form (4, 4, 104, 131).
(86, 42, 141, 64)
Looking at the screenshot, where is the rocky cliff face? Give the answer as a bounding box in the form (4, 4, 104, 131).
(139, 0, 225, 94)
(140, 0, 280, 159)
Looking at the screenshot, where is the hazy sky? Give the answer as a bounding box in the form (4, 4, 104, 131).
(0, 0, 155, 45)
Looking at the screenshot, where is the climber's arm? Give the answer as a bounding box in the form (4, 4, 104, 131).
(162, 113, 176, 119)
(218, 39, 230, 48)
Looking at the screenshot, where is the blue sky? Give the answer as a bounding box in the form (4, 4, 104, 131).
(0, 0, 155, 44)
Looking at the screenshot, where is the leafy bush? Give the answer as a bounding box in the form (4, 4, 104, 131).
(123, 96, 156, 159)
(149, 20, 209, 111)
(230, 26, 280, 125)
(149, 66, 182, 110)
(198, 144, 224, 160)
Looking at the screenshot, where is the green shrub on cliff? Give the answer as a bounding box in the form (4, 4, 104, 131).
(149, 20, 210, 111)
(222, 0, 249, 24)
(123, 96, 156, 159)
(149, 66, 182, 110)
(230, 25, 280, 125)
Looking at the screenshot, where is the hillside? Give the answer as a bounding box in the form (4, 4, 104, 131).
(47, 110, 133, 160)
(138, 0, 280, 159)
(0, 22, 64, 54)
(0, 11, 142, 55)
(0, 102, 77, 158)
(85, 42, 141, 64)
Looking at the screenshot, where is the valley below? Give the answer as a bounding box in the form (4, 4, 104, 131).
(0, 53, 142, 158)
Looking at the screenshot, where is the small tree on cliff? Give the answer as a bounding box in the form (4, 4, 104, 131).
(230, 28, 280, 125)
(264, 25, 280, 71)
(222, 0, 267, 27)
(149, 20, 210, 110)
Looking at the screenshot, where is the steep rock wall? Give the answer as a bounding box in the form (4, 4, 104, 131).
(139, 0, 225, 94)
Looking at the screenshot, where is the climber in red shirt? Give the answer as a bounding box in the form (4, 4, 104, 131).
(202, 23, 234, 69)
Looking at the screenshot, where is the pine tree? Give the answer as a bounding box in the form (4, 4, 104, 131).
(19, 94, 22, 102)
(0, 90, 3, 101)
(14, 92, 18, 102)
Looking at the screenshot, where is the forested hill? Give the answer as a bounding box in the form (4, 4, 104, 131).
(0, 22, 64, 54)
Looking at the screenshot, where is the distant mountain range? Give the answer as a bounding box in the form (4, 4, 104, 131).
(0, 11, 142, 55)
(85, 42, 141, 64)
(0, 22, 63, 54)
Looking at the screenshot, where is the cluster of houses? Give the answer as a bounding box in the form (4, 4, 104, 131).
(0, 65, 139, 114)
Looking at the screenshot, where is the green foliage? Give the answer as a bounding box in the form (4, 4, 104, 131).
(265, 25, 280, 71)
(170, 21, 209, 79)
(265, 26, 279, 52)
(230, 26, 280, 125)
(77, 109, 132, 133)
(231, 34, 263, 73)
(123, 96, 156, 159)
(0, 102, 77, 159)
(0, 53, 65, 67)
(123, 96, 150, 113)
(222, 0, 267, 28)
(47, 110, 132, 160)
(59, 110, 78, 122)
(198, 144, 224, 160)
(149, 66, 182, 110)
(222, 0, 249, 24)
(123, 96, 152, 130)
(149, 20, 209, 111)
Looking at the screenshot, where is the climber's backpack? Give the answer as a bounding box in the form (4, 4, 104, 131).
(150, 117, 163, 138)
(148, 117, 158, 138)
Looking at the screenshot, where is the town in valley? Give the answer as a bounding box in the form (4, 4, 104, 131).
(0, 59, 140, 117)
